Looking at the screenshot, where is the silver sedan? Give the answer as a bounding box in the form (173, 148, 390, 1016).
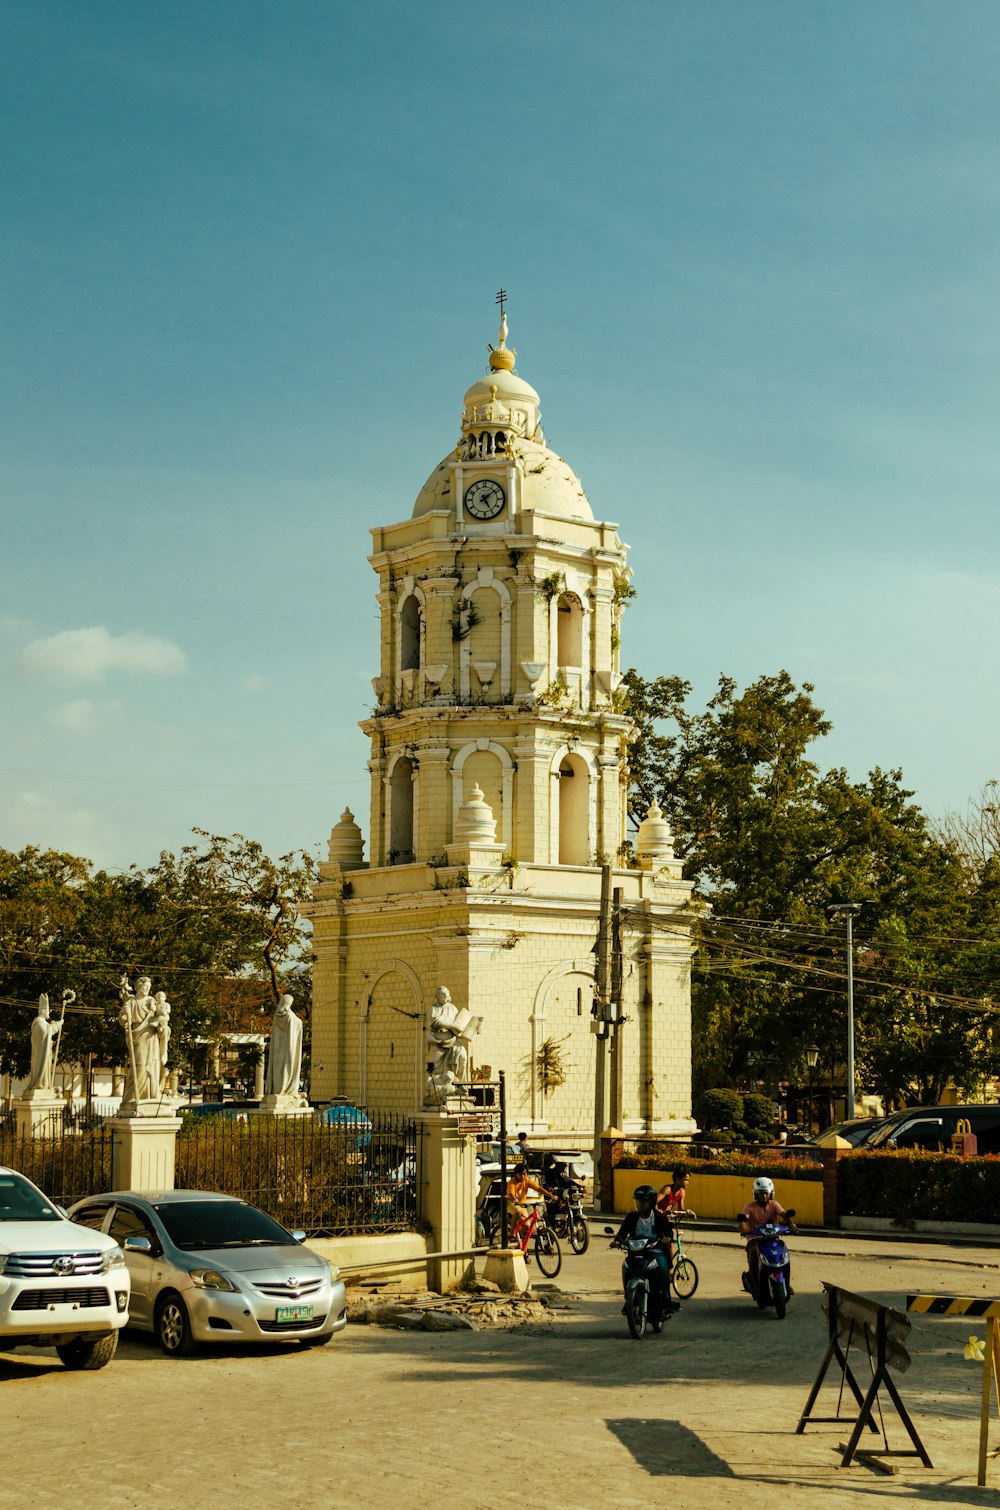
(68, 1190, 347, 1356)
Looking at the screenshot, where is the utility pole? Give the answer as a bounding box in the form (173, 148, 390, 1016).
(592, 863, 612, 1208)
(609, 885, 624, 1128)
(828, 902, 863, 1120)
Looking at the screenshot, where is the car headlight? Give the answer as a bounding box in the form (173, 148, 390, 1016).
(189, 1268, 239, 1292)
(101, 1248, 126, 1272)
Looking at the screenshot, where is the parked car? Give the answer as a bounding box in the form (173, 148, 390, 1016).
(0, 1166, 130, 1370)
(67, 1190, 347, 1356)
(811, 1118, 886, 1148)
(864, 1103, 1000, 1154)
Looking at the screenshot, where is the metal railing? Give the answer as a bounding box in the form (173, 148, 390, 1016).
(174, 1110, 418, 1238)
(0, 1119, 113, 1208)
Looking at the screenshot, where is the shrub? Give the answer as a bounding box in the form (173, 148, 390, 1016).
(839, 1149, 1000, 1224)
(617, 1149, 821, 1182)
(742, 1093, 774, 1136)
(696, 1088, 743, 1132)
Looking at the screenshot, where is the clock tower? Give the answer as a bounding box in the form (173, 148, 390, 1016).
(307, 309, 696, 1140)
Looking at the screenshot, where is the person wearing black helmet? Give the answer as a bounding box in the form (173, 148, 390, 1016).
(612, 1184, 680, 1314)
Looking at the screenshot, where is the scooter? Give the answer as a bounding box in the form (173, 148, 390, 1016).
(742, 1207, 796, 1320)
(606, 1228, 671, 1339)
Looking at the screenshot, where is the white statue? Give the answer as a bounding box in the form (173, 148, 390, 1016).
(150, 992, 171, 1094)
(119, 974, 159, 1105)
(425, 985, 482, 1106)
(264, 994, 304, 1098)
(25, 994, 60, 1094)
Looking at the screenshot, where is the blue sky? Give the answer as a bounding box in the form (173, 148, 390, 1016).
(2, 1, 999, 872)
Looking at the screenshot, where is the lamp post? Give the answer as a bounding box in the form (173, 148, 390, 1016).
(806, 1043, 820, 1135)
(828, 902, 863, 1120)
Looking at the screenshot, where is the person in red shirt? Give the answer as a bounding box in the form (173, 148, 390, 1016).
(656, 1166, 697, 1220)
(739, 1176, 797, 1294)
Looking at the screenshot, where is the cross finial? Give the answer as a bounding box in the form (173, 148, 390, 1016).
(495, 288, 507, 319)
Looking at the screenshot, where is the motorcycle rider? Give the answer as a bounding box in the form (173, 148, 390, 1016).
(613, 1184, 680, 1314)
(739, 1176, 797, 1295)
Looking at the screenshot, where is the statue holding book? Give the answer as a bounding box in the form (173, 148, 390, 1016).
(425, 985, 482, 1106)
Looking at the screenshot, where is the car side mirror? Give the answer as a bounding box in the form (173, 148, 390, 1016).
(123, 1235, 152, 1254)
(289, 1229, 307, 1244)
(603, 1225, 615, 1235)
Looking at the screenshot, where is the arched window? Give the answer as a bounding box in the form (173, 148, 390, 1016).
(556, 592, 584, 669)
(400, 594, 421, 672)
(389, 757, 414, 863)
(558, 753, 589, 865)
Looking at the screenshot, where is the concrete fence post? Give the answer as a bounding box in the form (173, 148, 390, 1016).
(109, 1114, 182, 1193)
(414, 1111, 476, 1292)
(818, 1147, 844, 1227)
(601, 1129, 624, 1211)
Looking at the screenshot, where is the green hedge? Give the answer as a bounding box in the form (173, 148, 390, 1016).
(618, 1150, 822, 1182)
(839, 1150, 1000, 1223)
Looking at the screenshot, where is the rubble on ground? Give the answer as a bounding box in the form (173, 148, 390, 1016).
(346, 1279, 572, 1331)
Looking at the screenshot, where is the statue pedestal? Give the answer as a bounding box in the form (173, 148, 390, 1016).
(482, 1247, 530, 1294)
(256, 1093, 312, 1118)
(13, 1094, 64, 1138)
(109, 1113, 182, 1193)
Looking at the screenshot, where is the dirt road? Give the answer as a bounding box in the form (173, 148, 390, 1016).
(4, 1228, 1000, 1509)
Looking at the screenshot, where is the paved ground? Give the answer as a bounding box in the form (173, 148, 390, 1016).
(5, 1225, 1000, 1509)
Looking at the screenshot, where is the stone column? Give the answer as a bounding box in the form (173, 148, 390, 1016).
(13, 1094, 64, 1138)
(110, 1114, 182, 1193)
(415, 1111, 476, 1292)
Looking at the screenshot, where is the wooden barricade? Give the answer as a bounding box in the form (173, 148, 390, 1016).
(798, 1282, 932, 1473)
(908, 1293, 1000, 1487)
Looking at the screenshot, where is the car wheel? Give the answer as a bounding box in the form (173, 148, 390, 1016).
(155, 1293, 194, 1357)
(55, 1332, 118, 1370)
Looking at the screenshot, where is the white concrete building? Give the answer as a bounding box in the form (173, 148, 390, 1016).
(307, 311, 696, 1139)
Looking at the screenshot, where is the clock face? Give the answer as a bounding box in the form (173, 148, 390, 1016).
(464, 478, 506, 520)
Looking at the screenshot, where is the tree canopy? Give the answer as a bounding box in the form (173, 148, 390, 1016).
(0, 833, 315, 1082)
(622, 669, 1000, 1107)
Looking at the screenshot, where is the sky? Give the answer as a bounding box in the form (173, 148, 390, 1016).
(2, 0, 1000, 873)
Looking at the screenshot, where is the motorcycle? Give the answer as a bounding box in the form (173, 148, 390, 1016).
(742, 1207, 796, 1320)
(547, 1183, 590, 1254)
(606, 1228, 671, 1339)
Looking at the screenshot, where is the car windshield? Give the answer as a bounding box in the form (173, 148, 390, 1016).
(0, 1172, 61, 1222)
(153, 1200, 293, 1251)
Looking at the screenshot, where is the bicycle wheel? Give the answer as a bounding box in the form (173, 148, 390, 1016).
(625, 1282, 648, 1339)
(569, 1217, 590, 1255)
(671, 1256, 699, 1299)
(533, 1225, 562, 1279)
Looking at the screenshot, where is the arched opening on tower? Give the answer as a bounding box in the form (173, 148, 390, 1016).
(557, 592, 584, 669)
(389, 757, 415, 863)
(400, 594, 421, 672)
(459, 750, 504, 844)
(558, 753, 590, 865)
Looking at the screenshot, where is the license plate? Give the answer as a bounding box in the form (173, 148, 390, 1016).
(276, 1303, 313, 1324)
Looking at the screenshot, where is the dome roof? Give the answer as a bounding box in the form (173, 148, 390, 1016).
(412, 311, 593, 521)
(412, 437, 593, 521)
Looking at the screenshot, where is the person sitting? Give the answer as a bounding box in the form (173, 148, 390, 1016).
(544, 1160, 580, 1226)
(738, 1176, 798, 1294)
(612, 1184, 680, 1314)
(656, 1166, 697, 1220)
(505, 1161, 549, 1249)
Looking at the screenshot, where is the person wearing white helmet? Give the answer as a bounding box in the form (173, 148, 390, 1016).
(739, 1176, 797, 1295)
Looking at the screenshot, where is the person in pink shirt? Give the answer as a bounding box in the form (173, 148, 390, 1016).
(739, 1176, 797, 1295)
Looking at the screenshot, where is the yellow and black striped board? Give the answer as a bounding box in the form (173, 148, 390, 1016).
(907, 1295, 1000, 1318)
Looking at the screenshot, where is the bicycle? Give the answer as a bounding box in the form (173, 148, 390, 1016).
(669, 1214, 699, 1299)
(490, 1201, 562, 1278)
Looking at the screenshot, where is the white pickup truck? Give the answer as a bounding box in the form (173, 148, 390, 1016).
(0, 1166, 130, 1369)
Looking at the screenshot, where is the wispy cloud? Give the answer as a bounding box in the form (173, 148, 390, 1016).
(22, 627, 187, 684)
(240, 673, 268, 696)
(45, 697, 123, 734)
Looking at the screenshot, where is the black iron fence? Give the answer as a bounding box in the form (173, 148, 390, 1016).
(174, 1111, 418, 1237)
(0, 1116, 113, 1208)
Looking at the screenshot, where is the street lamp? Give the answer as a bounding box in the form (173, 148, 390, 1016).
(806, 1043, 820, 1135)
(828, 902, 863, 1120)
